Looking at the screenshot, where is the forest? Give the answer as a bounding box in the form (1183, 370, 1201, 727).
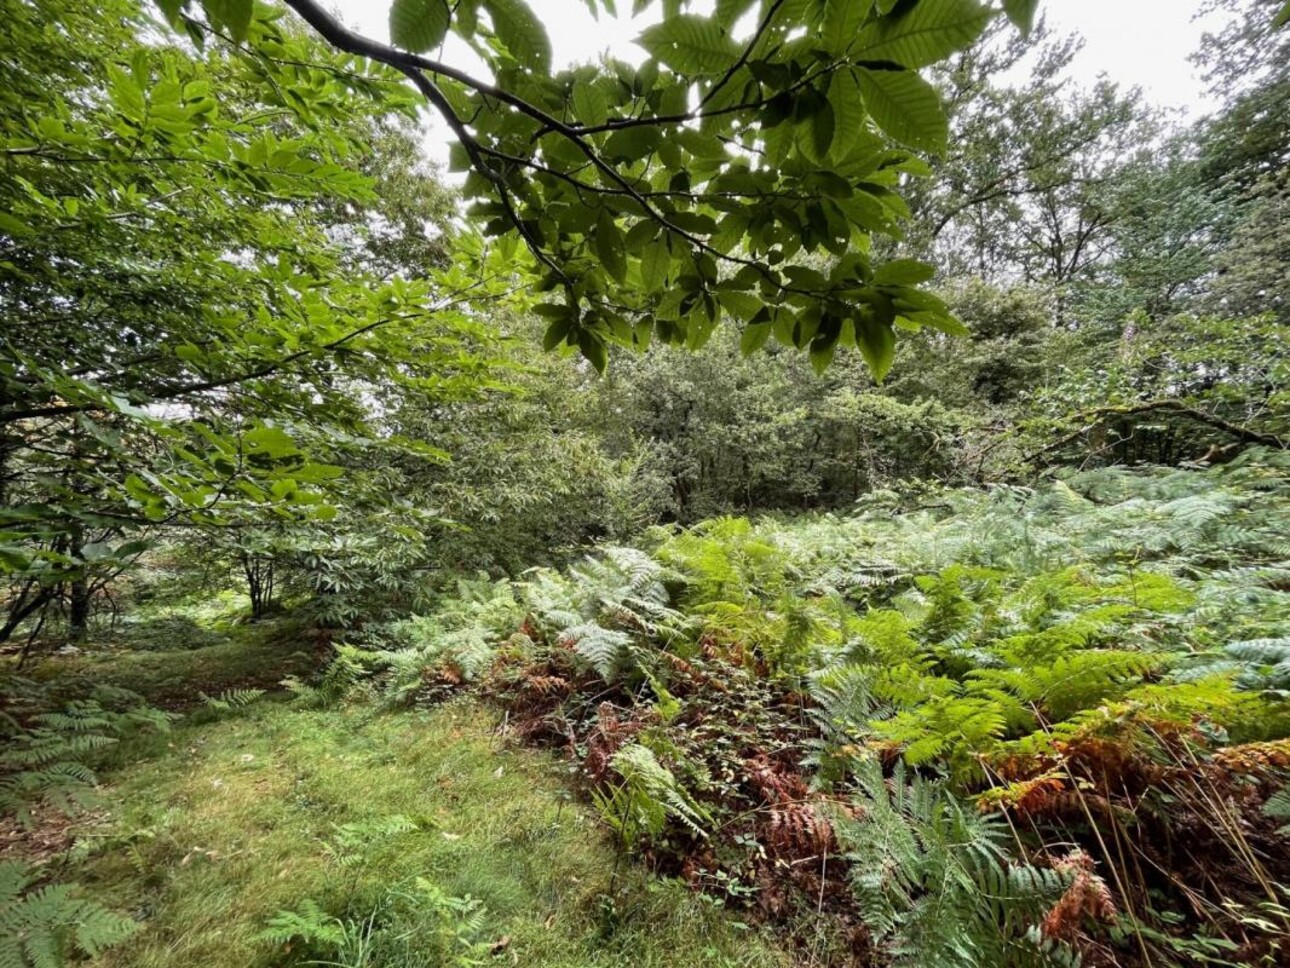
(1, 0, 1287, 965)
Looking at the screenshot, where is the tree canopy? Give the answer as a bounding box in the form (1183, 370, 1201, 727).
(161, 0, 1042, 377)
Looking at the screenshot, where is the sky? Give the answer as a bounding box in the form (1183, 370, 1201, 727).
(329, 0, 1234, 163)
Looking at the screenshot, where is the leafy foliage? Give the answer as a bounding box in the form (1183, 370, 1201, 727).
(592, 743, 712, 848)
(0, 684, 172, 824)
(166, 0, 1024, 379)
(0, 862, 137, 968)
(525, 546, 688, 682)
(0, 0, 515, 643)
(261, 879, 491, 968)
(835, 759, 1073, 967)
(364, 455, 1289, 963)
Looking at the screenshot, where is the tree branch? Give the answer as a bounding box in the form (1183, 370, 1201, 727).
(1025, 400, 1286, 465)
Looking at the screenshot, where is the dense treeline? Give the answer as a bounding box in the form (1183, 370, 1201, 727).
(2, 0, 1286, 638)
(1, 0, 1288, 965)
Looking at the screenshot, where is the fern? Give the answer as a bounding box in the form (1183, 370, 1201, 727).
(1223, 637, 1290, 691)
(260, 898, 357, 951)
(199, 688, 266, 712)
(523, 545, 690, 683)
(834, 761, 1072, 968)
(0, 862, 137, 968)
(262, 880, 490, 968)
(323, 815, 420, 868)
(560, 622, 633, 680)
(1265, 784, 1290, 837)
(0, 689, 172, 825)
(302, 579, 528, 706)
(592, 743, 711, 848)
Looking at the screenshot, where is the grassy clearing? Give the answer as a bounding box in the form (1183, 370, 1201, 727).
(16, 619, 319, 709)
(65, 695, 793, 968)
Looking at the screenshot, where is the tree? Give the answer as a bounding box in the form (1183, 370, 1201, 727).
(1195, 0, 1290, 193)
(156, 0, 1039, 380)
(1190, 0, 1290, 326)
(0, 0, 512, 640)
(902, 17, 1155, 307)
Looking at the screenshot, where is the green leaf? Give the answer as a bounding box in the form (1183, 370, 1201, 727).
(202, 0, 253, 43)
(824, 0, 868, 46)
(1275, 0, 1290, 27)
(715, 290, 761, 321)
(740, 321, 772, 356)
(604, 124, 662, 161)
(154, 0, 187, 24)
(243, 425, 299, 458)
(0, 212, 33, 237)
(1003, 0, 1040, 35)
(638, 15, 740, 74)
(855, 67, 947, 153)
(543, 315, 573, 350)
(809, 336, 837, 374)
(632, 319, 653, 350)
(856, 0, 992, 68)
(578, 329, 608, 373)
(572, 81, 610, 127)
(874, 258, 935, 285)
(124, 474, 156, 503)
(827, 69, 867, 161)
(809, 99, 836, 165)
(640, 237, 671, 291)
(715, 0, 757, 28)
(389, 0, 452, 52)
(856, 316, 896, 381)
(595, 209, 628, 282)
(484, 0, 552, 73)
(0, 546, 32, 572)
(81, 542, 113, 561)
(107, 66, 146, 119)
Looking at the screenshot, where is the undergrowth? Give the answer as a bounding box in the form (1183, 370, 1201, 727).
(62, 700, 797, 967)
(318, 452, 1290, 966)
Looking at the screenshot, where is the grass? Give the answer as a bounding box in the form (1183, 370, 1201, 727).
(62, 694, 795, 967)
(15, 617, 319, 709)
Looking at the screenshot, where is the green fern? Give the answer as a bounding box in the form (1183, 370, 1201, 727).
(1, 690, 171, 825)
(1265, 784, 1290, 837)
(1223, 637, 1290, 690)
(834, 760, 1071, 968)
(0, 862, 137, 968)
(199, 688, 266, 712)
(302, 579, 526, 706)
(323, 815, 421, 868)
(592, 743, 711, 848)
(560, 621, 633, 679)
(260, 899, 362, 957)
(261, 880, 490, 968)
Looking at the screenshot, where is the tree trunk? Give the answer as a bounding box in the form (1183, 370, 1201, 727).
(244, 556, 275, 620)
(68, 577, 91, 642)
(0, 583, 53, 645)
(67, 523, 90, 641)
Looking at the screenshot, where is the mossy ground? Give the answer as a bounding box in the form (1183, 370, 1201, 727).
(54, 683, 795, 967)
(16, 615, 319, 709)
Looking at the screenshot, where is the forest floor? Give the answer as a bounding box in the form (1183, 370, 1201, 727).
(5, 630, 800, 968)
(8, 459, 1288, 967)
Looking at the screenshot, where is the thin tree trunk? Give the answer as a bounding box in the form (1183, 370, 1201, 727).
(68, 577, 91, 642)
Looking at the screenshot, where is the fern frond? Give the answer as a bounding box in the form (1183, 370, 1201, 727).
(199, 688, 266, 712)
(595, 743, 711, 846)
(0, 863, 137, 967)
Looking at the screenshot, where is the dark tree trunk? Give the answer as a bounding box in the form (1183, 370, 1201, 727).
(67, 522, 90, 642)
(243, 555, 276, 620)
(68, 577, 91, 642)
(0, 582, 53, 645)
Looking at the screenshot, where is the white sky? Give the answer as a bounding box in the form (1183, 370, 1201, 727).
(328, 0, 1234, 163)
